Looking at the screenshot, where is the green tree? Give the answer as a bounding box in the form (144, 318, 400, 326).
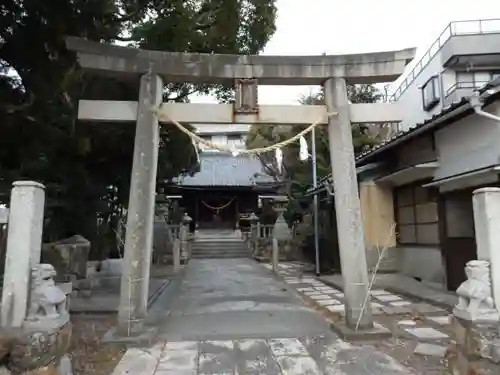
(246, 84, 382, 196)
(0, 0, 277, 256)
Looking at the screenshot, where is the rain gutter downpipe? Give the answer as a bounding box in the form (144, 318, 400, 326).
(469, 88, 500, 124)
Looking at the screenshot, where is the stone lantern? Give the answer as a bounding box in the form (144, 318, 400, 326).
(249, 212, 258, 223)
(269, 196, 290, 272)
(248, 212, 259, 250)
(180, 213, 193, 261)
(182, 212, 192, 225)
(271, 196, 291, 241)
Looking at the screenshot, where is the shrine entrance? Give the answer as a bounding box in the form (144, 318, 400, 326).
(197, 195, 237, 229)
(66, 35, 415, 337)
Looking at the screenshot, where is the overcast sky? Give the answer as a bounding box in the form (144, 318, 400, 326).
(191, 0, 500, 105)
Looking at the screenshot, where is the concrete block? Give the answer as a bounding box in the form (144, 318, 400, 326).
(329, 321, 392, 341)
(414, 343, 448, 357)
(404, 327, 448, 340)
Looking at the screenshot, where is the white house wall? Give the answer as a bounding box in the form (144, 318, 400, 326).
(434, 101, 500, 181)
(396, 51, 452, 131)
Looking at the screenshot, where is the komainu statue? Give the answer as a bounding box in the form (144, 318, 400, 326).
(454, 260, 499, 321)
(25, 264, 68, 325)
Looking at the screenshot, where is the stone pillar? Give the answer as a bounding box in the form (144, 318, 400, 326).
(180, 213, 192, 262)
(249, 213, 258, 253)
(324, 77, 373, 329)
(118, 73, 163, 335)
(1, 181, 45, 328)
(448, 188, 500, 374)
(173, 239, 181, 274)
(472, 187, 500, 308)
(272, 238, 279, 273)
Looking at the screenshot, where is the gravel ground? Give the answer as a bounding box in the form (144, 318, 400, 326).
(69, 314, 126, 375)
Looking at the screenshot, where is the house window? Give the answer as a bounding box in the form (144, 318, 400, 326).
(421, 76, 440, 111)
(394, 184, 440, 245)
(227, 134, 242, 141)
(457, 71, 500, 88)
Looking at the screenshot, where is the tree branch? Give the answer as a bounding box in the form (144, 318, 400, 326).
(112, 35, 136, 42)
(169, 87, 199, 102)
(1, 92, 35, 114)
(256, 153, 280, 182)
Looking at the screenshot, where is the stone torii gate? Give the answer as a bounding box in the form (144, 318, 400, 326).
(65, 37, 415, 336)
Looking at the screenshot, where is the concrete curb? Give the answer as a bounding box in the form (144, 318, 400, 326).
(145, 266, 188, 325)
(69, 278, 173, 315)
(147, 279, 172, 309)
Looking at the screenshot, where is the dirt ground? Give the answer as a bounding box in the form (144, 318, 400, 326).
(69, 314, 125, 375)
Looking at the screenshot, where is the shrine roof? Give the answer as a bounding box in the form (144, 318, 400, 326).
(178, 152, 274, 187)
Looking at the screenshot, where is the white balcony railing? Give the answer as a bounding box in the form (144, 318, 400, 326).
(390, 19, 500, 102)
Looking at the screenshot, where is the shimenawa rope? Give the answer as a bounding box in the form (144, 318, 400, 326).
(154, 104, 338, 155)
(201, 197, 236, 213)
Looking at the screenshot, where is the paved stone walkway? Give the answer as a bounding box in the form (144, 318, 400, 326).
(110, 259, 414, 375)
(267, 262, 453, 374)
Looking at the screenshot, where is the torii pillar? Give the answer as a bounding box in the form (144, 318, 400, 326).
(325, 77, 372, 329)
(117, 73, 163, 335)
(64, 36, 415, 336)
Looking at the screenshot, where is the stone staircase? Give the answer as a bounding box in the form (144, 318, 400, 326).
(191, 230, 251, 259)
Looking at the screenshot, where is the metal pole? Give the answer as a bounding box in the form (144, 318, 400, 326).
(311, 127, 320, 276)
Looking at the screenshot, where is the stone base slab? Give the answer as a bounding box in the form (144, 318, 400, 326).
(102, 325, 160, 347)
(329, 320, 391, 341)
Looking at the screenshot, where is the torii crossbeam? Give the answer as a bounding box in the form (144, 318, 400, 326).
(65, 36, 415, 337)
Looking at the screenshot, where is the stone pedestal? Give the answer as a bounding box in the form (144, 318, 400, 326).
(473, 188, 500, 309)
(324, 78, 372, 329)
(1, 181, 45, 329)
(8, 322, 72, 374)
(448, 316, 500, 374)
(118, 73, 163, 336)
(448, 187, 500, 374)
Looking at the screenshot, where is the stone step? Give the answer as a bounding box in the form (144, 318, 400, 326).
(192, 242, 247, 247)
(191, 249, 249, 254)
(191, 253, 250, 259)
(191, 244, 248, 248)
(190, 237, 250, 259)
(191, 249, 249, 253)
(191, 245, 248, 250)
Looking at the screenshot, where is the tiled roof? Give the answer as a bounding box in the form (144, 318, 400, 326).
(303, 77, 500, 196)
(357, 77, 500, 165)
(178, 152, 274, 187)
(355, 97, 470, 164)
